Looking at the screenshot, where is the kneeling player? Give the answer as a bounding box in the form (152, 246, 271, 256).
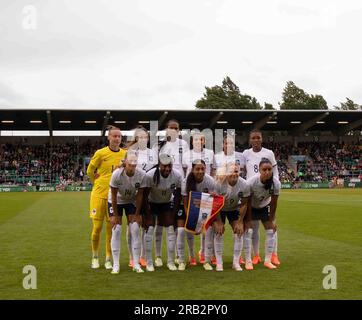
(143, 154, 182, 271)
(213, 164, 250, 271)
(109, 153, 148, 274)
(247, 158, 281, 269)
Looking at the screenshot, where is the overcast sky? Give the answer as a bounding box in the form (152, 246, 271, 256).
(0, 0, 361, 110)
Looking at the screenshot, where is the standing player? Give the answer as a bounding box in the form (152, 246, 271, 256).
(86, 126, 127, 269)
(152, 119, 189, 267)
(182, 131, 215, 265)
(143, 153, 182, 271)
(214, 134, 243, 171)
(127, 127, 158, 268)
(247, 158, 281, 269)
(181, 159, 216, 271)
(109, 152, 148, 274)
(213, 163, 250, 271)
(241, 129, 280, 266)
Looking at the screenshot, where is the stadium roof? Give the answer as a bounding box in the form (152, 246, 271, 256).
(0, 108, 361, 136)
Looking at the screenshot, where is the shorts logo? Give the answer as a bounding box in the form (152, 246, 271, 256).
(238, 192, 243, 198)
(203, 188, 209, 193)
(202, 212, 208, 220)
(177, 209, 183, 216)
(91, 208, 97, 216)
(135, 182, 140, 189)
(109, 206, 113, 214)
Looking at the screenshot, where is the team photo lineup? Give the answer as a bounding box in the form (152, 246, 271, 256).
(89, 120, 282, 275)
(1, 1, 362, 305)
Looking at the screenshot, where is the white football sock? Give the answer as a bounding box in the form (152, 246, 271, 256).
(251, 220, 260, 256)
(154, 225, 163, 258)
(233, 233, 243, 265)
(130, 222, 141, 268)
(144, 226, 154, 266)
(205, 227, 214, 263)
(126, 225, 133, 260)
(273, 231, 278, 253)
(186, 232, 195, 258)
(166, 226, 176, 264)
(265, 229, 276, 263)
(243, 228, 253, 263)
(214, 233, 224, 265)
(111, 224, 122, 269)
(200, 233, 205, 255)
(140, 228, 146, 259)
(176, 227, 185, 263)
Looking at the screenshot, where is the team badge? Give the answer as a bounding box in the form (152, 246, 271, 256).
(238, 191, 243, 198)
(177, 209, 183, 217)
(202, 212, 208, 220)
(170, 183, 176, 189)
(91, 208, 97, 216)
(135, 182, 140, 189)
(203, 188, 209, 193)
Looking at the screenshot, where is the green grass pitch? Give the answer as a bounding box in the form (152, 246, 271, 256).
(0, 189, 361, 300)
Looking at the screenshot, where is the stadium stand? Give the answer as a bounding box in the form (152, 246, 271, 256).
(1, 140, 361, 186)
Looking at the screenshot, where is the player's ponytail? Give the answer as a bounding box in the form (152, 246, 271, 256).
(259, 158, 274, 190)
(153, 165, 161, 186)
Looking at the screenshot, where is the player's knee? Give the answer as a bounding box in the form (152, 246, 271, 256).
(91, 221, 103, 239)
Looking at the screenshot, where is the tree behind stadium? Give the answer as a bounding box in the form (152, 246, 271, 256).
(279, 81, 328, 110)
(195, 76, 263, 109)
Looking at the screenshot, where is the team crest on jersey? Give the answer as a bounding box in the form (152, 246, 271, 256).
(203, 188, 209, 193)
(238, 191, 243, 198)
(135, 182, 140, 189)
(91, 208, 97, 216)
(170, 183, 176, 189)
(149, 156, 153, 161)
(202, 212, 208, 220)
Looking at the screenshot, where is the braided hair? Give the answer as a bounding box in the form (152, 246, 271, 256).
(153, 153, 173, 186)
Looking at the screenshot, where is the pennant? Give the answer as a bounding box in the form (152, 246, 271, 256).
(185, 191, 225, 235)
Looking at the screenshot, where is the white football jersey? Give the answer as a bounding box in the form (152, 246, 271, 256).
(241, 147, 279, 180)
(109, 168, 148, 204)
(181, 174, 215, 196)
(182, 149, 215, 176)
(215, 177, 250, 211)
(214, 151, 243, 170)
(153, 138, 189, 179)
(135, 148, 158, 172)
(146, 168, 182, 203)
(247, 174, 281, 209)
